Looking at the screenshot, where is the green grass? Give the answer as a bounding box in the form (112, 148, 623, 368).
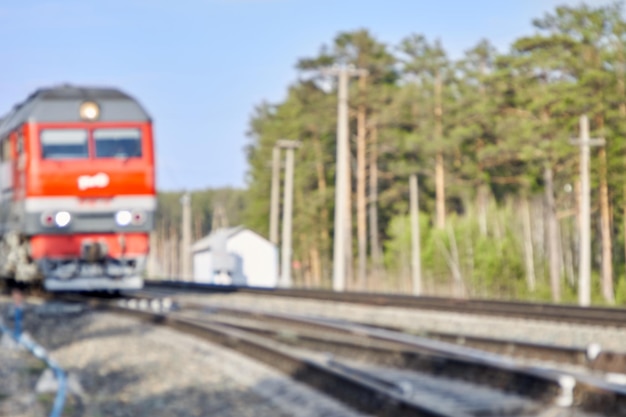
(37, 393, 77, 416)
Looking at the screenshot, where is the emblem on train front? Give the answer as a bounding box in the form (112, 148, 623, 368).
(77, 173, 110, 190)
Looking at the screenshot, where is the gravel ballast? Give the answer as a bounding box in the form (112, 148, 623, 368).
(176, 293, 626, 353)
(1, 293, 621, 417)
(0, 335, 47, 417)
(0, 297, 369, 417)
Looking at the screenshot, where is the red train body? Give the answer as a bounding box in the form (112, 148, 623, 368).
(0, 85, 156, 291)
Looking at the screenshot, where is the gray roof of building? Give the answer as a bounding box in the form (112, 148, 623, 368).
(0, 84, 151, 138)
(192, 226, 246, 253)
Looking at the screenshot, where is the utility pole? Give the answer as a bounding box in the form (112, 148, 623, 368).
(410, 174, 422, 295)
(276, 139, 300, 288)
(180, 191, 192, 280)
(322, 64, 368, 292)
(269, 146, 281, 245)
(368, 120, 383, 276)
(434, 69, 446, 229)
(570, 115, 605, 307)
(356, 72, 368, 291)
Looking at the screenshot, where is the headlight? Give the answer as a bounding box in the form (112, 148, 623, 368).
(115, 210, 133, 227)
(55, 211, 71, 228)
(79, 101, 100, 121)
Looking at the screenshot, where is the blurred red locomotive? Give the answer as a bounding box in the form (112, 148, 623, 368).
(0, 85, 155, 291)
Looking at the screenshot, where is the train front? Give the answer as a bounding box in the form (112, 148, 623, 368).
(26, 87, 156, 291)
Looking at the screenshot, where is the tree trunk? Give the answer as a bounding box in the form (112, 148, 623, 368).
(310, 246, 322, 288)
(448, 225, 464, 297)
(593, 114, 614, 304)
(163, 240, 170, 279)
(436, 226, 464, 297)
(434, 70, 445, 229)
(529, 195, 545, 280)
(212, 205, 228, 231)
(160, 221, 169, 279)
(477, 184, 489, 236)
(147, 231, 157, 279)
(299, 234, 311, 288)
(194, 212, 203, 241)
(616, 40, 626, 281)
(312, 130, 330, 283)
(561, 209, 576, 288)
(599, 146, 614, 303)
(574, 180, 581, 271)
(464, 226, 476, 295)
(521, 195, 536, 292)
(368, 122, 383, 277)
(477, 58, 488, 237)
(345, 129, 353, 290)
(171, 224, 180, 279)
(156, 221, 166, 279)
(356, 74, 368, 290)
(544, 165, 561, 302)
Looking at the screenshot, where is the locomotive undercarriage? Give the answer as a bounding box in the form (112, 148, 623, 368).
(0, 233, 144, 291)
(41, 256, 145, 291)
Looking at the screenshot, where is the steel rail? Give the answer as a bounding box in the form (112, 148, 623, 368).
(419, 330, 625, 374)
(145, 280, 626, 327)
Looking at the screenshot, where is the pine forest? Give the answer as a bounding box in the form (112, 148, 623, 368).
(154, 2, 626, 305)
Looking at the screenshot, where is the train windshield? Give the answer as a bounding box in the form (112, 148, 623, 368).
(40, 129, 89, 159)
(94, 128, 142, 159)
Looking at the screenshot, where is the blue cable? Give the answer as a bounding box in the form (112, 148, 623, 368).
(49, 364, 67, 417)
(2, 310, 68, 417)
(13, 306, 22, 340)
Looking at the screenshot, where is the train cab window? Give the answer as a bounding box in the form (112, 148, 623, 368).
(0, 139, 9, 161)
(94, 128, 142, 159)
(16, 134, 23, 154)
(40, 129, 89, 159)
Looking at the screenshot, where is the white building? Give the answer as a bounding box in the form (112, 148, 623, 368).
(192, 226, 278, 287)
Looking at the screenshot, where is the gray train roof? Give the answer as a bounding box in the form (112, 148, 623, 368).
(0, 84, 151, 138)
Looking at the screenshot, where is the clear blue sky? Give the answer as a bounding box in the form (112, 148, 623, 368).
(0, 0, 614, 191)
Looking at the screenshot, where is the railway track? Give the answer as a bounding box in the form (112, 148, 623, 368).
(139, 282, 626, 374)
(167, 298, 625, 375)
(91, 299, 475, 416)
(58, 291, 626, 416)
(419, 329, 626, 375)
(145, 280, 626, 327)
